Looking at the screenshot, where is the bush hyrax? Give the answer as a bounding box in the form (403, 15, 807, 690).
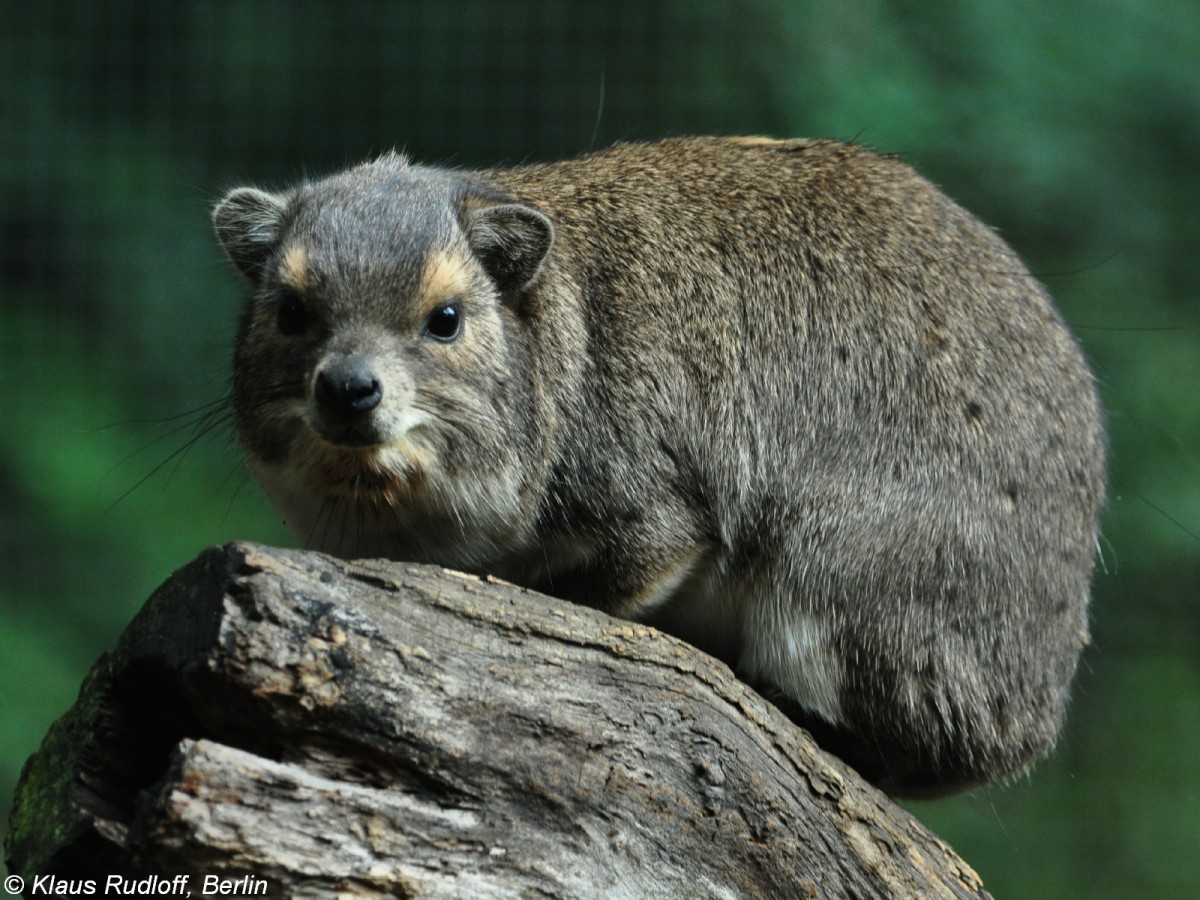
(214, 136, 1107, 795)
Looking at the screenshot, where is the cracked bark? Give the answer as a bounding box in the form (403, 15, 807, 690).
(5, 542, 991, 898)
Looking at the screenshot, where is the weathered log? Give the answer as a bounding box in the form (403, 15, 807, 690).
(6, 542, 990, 898)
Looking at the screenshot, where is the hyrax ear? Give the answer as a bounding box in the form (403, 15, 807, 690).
(212, 187, 288, 281)
(464, 203, 554, 293)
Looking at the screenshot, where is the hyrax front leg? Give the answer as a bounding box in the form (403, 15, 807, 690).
(535, 511, 712, 623)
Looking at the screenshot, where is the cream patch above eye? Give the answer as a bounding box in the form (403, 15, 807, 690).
(278, 245, 310, 294)
(418, 250, 474, 314)
(727, 135, 785, 147)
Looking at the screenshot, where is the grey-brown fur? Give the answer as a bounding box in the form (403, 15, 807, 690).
(214, 136, 1106, 795)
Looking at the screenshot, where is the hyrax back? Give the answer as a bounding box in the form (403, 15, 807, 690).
(214, 136, 1106, 795)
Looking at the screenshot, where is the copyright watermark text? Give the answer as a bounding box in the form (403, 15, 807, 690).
(4, 874, 270, 896)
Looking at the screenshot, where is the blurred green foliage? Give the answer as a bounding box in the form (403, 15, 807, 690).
(2, 1, 1197, 894)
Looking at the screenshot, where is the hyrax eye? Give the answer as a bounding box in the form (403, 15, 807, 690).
(275, 291, 308, 336)
(423, 302, 462, 342)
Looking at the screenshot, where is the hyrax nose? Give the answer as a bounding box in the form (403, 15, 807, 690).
(314, 355, 383, 417)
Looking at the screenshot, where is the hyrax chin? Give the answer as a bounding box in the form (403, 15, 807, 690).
(214, 136, 1106, 796)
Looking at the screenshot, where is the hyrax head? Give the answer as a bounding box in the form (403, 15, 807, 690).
(213, 153, 553, 559)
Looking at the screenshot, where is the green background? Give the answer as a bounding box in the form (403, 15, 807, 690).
(2, 2, 1197, 895)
